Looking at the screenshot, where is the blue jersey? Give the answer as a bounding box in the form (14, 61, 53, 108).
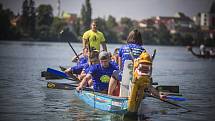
(71, 56, 88, 74)
(71, 63, 88, 74)
(82, 63, 90, 73)
(88, 62, 119, 92)
(82, 62, 114, 74)
(77, 56, 88, 65)
(110, 60, 119, 69)
(118, 43, 145, 70)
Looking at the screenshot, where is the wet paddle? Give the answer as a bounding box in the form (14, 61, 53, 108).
(156, 85, 179, 93)
(60, 30, 80, 60)
(151, 49, 156, 61)
(47, 81, 77, 90)
(41, 70, 66, 79)
(47, 68, 79, 81)
(148, 93, 191, 112)
(163, 95, 186, 101)
(47, 81, 93, 91)
(155, 85, 186, 101)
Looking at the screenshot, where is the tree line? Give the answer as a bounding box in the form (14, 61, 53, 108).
(0, 0, 214, 46)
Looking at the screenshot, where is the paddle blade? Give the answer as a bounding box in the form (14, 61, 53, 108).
(47, 68, 68, 78)
(148, 93, 191, 112)
(47, 82, 94, 91)
(41, 71, 47, 77)
(41, 71, 65, 79)
(156, 85, 179, 93)
(47, 82, 76, 90)
(59, 66, 67, 71)
(164, 96, 186, 101)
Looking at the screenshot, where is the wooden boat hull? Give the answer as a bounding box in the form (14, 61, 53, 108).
(75, 90, 128, 114)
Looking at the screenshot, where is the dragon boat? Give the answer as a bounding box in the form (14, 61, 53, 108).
(46, 50, 189, 116)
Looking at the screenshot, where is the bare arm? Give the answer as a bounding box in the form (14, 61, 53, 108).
(76, 73, 92, 91)
(101, 42, 107, 51)
(148, 85, 160, 97)
(72, 52, 83, 62)
(118, 56, 122, 71)
(78, 70, 87, 80)
(82, 38, 88, 49)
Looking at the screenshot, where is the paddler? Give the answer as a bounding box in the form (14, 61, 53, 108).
(76, 51, 118, 93)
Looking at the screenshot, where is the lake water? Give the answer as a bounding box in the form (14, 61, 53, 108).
(0, 41, 215, 121)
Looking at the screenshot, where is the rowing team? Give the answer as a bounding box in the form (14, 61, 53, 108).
(64, 29, 160, 97)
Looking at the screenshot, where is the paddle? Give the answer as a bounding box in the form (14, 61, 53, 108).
(47, 68, 80, 81)
(156, 85, 179, 93)
(148, 50, 187, 102)
(150, 49, 157, 84)
(163, 95, 186, 101)
(147, 93, 191, 112)
(151, 49, 156, 61)
(47, 68, 68, 78)
(41, 71, 46, 77)
(47, 81, 93, 91)
(155, 85, 186, 101)
(59, 66, 81, 81)
(59, 66, 67, 71)
(41, 70, 65, 79)
(60, 30, 80, 60)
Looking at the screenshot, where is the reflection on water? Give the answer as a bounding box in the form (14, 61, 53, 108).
(0, 41, 215, 121)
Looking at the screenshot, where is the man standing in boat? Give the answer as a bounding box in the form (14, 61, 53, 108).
(82, 20, 107, 52)
(200, 44, 206, 55)
(76, 51, 118, 93)
(67, 20, 107, 77)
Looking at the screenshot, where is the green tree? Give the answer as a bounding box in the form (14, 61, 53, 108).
(120, 17, 133, 28)
(106, 15, 119, 43)
(171, 33, 183, 45)
(74, 17, 81, 37)
(0, 4, 17, 40)
(94, 17, 118, 43)
(184, 34, 193, 46)
(49, 17, 66, 41)
(19, 0, 36, 37)
(156, 23, 171, 45)
(209, 1, 215, 29)
(106, 15, 117, 29)
(80, 0, 92, 33)
(20, 0, 29, 36)
(80, 4, 86, 33)
(205, 38, 215, 47)
(29, 0, 36, 37)
(85, 0, 91, 28)
(119, 17, 134, 40)
(139, 27, 157, 45)
(36, 4, 53, 40)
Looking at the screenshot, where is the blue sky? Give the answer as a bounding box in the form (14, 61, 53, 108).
(0, 0, 214, 21)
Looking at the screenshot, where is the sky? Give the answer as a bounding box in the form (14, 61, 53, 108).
(0, 0, 214, 21)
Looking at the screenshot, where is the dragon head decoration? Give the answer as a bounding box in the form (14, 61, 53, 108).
(133, 52, 152, 80)
(127, 51, 153, 113)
